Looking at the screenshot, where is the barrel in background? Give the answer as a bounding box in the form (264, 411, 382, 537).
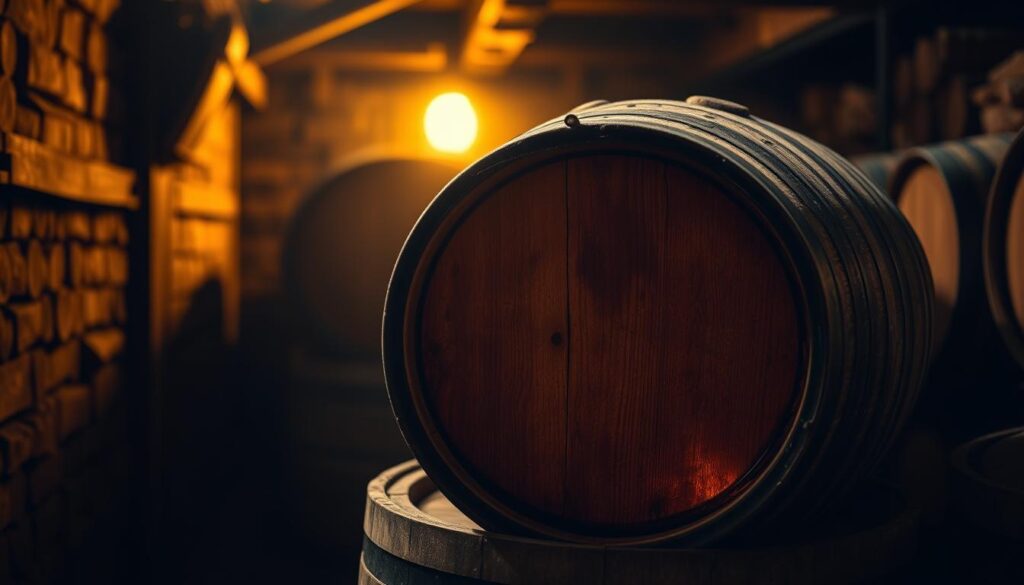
(283, 157, 457, 358)
(889, 133, 1014, 363)
(383, 97, 932, 545)
(851, 151, 901, 193)
(279, 157, 456, 556)
(984, 129, 1024, 372)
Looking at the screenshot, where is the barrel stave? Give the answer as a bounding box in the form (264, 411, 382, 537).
(890, 133, 1014, 366)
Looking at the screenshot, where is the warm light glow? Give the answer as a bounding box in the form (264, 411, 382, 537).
(424, 92, 477, 154)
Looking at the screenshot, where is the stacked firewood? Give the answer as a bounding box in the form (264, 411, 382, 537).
(0, 204, 129, 583)
(971, 51, 1024, 134)
(3, 0, 125, 164)
(0, 1, 132, 582)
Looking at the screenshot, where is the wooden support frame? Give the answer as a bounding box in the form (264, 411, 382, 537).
(271, 43, 448, 72)
(252, 0, 425, 67)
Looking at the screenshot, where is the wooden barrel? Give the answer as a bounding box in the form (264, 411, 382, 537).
(282, 157, 457, 358)
(360, 461, 917, 585)
(850, 151, 900, 193)
(950, 427, 1024, 584)
(383, 97, 932, 545)
(983, 129, 1024, 371)
(889, 133, 1014, 358)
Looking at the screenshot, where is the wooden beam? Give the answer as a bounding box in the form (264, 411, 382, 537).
(226, 21, 268, 109)
(233, 60, 268, 108)
(274, 42, 688, 75)
(417, 0, 876, 13)
(548, 0, 724, 18)
(271, 43, 449, 72)
(414, 0, 466, 10)
(176, 61, 236, 158)
(252, 0, 425, 67)
(460, 0, 547, 75)
(552, 0, 877, 9)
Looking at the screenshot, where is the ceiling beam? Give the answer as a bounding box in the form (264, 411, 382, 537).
(270, 43, 449, 72)
(412, 0, 466, 10)
(550, 0, 881, 9)
(460, 0, 547, 75)
(547, 0, 725, 18)
(252, 0, 425, 67)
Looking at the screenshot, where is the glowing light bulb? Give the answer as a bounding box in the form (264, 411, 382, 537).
(424, 92, 478, 154)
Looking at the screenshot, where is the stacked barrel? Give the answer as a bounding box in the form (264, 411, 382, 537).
(850, 128, 1024, 386)
(985, 130, 1024, 373)
(889, 133, 1014, 366)
(352, 97, 936, 583)
(963, 139, 1024, 585)
(0, 205, 128, 583)
(875, 130, 1024, 395)
(849, 127, 1024, 583)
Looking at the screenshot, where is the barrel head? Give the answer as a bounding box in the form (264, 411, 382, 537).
(412, 151, 805, 536)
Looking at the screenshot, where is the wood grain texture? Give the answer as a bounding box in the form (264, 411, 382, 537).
(362, 462, 917, 585)
(564, 155, 668, 524)
(565, 156, 800, 525)
(0, 314, 12, 360)
(0, 354, 31, 422)
(418, 154, 802, 528)
(1008, 174, 1024, 328)
(26, 240, 46, 299)
(10, 208, 32, 239)
(420, 161, 569, 516)
(45, 244, 63, 292)
(898, 166, 960, 347)
(4, 243, 26, 298)
(0, 247, 11, 303)
(8, 300, 44, 353)
(54, 384, 91, 441)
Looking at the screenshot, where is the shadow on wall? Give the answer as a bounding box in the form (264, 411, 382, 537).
(270, 157, 458, 562)
(159, 278, 236, 571)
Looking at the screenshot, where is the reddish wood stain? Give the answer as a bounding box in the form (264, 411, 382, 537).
(418, 153, 803, 530)
(420, 161, 569, 514)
